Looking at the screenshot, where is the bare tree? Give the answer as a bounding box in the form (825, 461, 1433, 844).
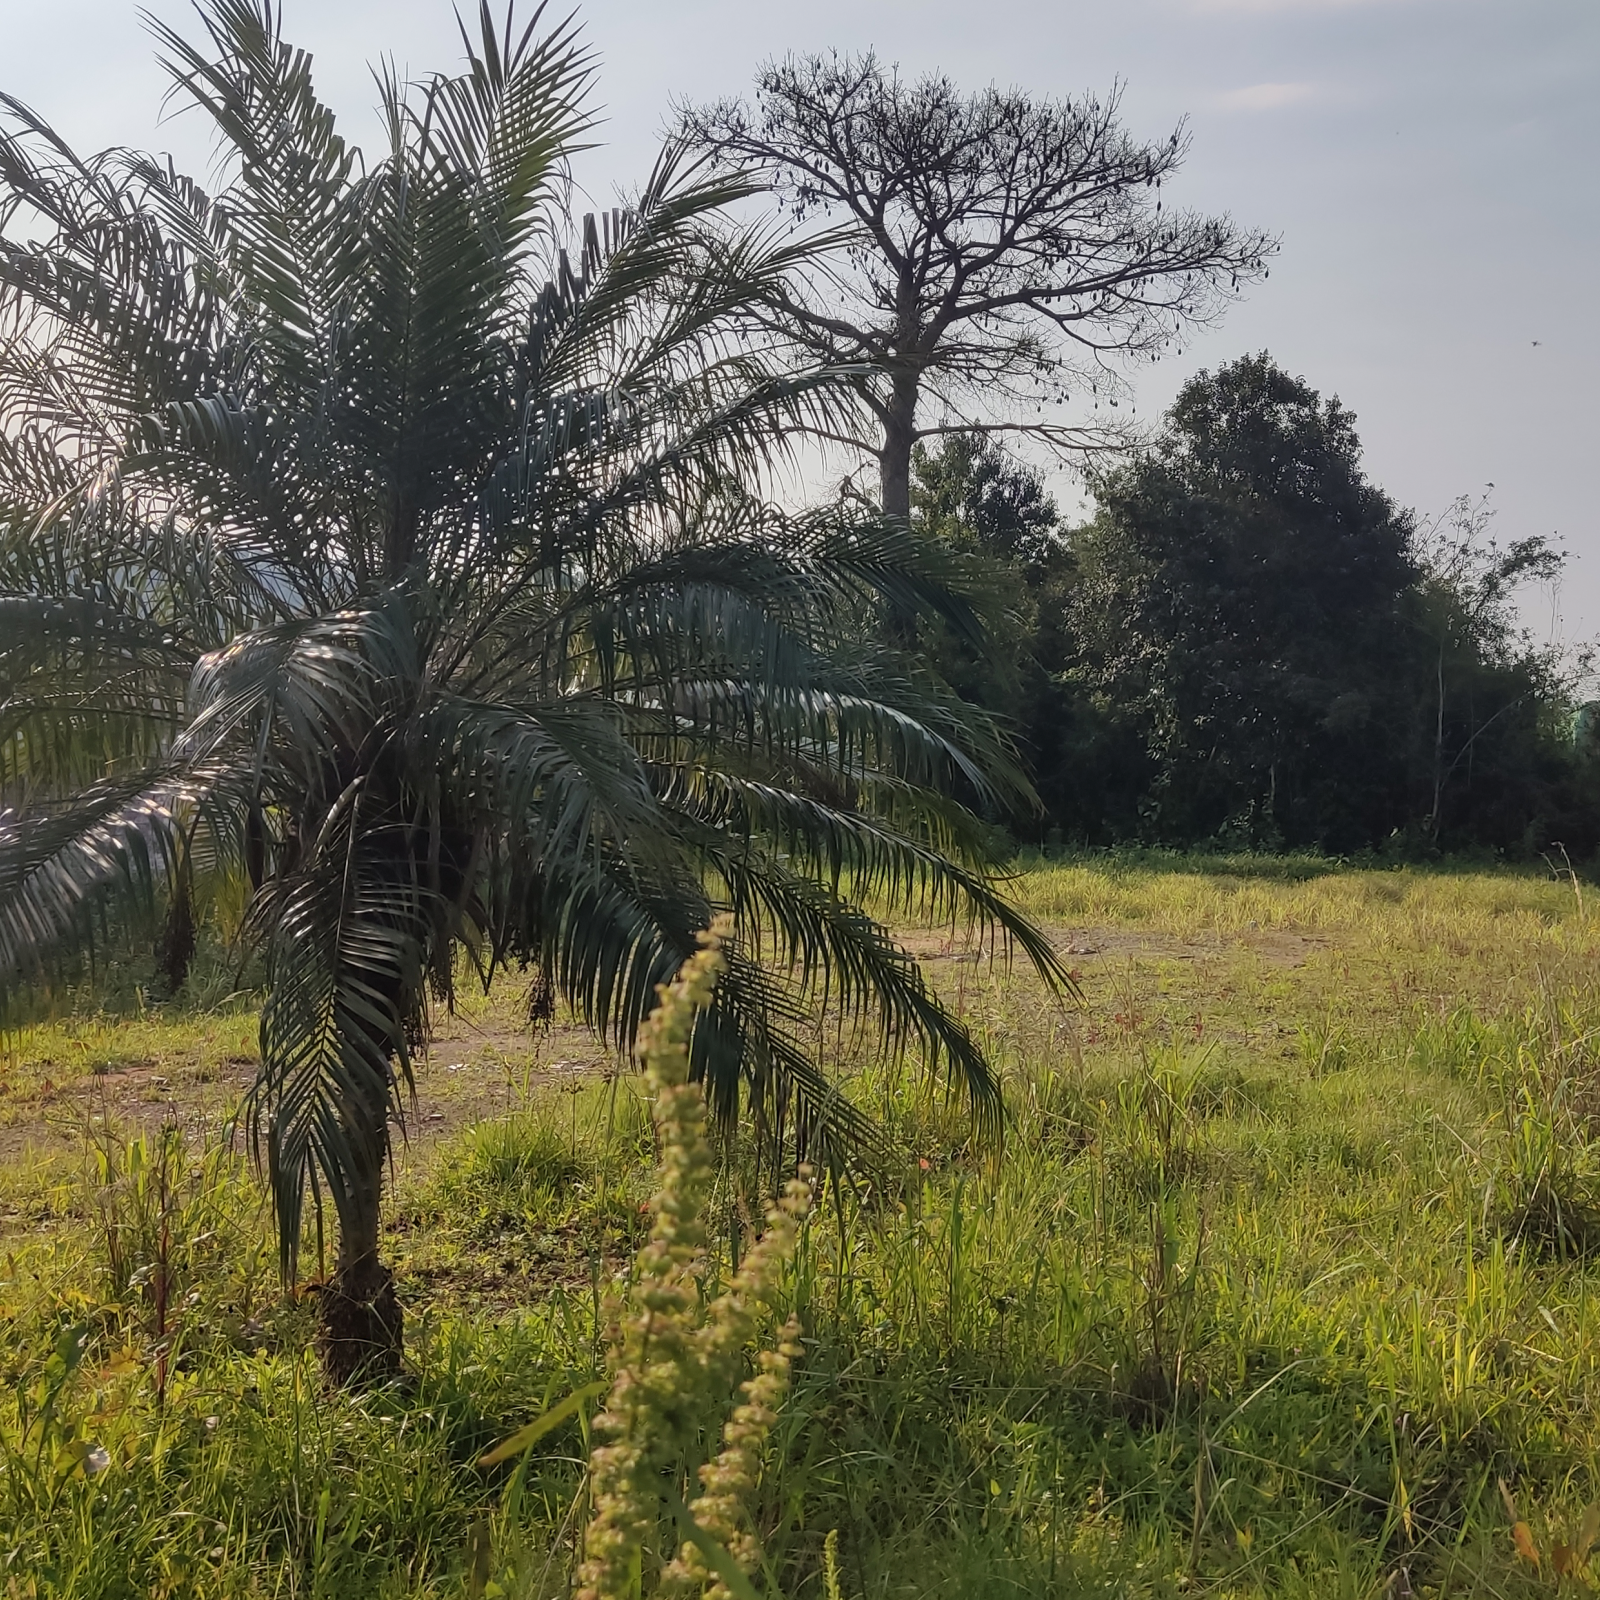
(683, 54, 1277, 519)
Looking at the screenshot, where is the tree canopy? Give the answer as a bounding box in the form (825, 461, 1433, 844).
(1068, 352, 1422, 848)
(913, 357, 1591, 856)
(683, 53, 1275, 521)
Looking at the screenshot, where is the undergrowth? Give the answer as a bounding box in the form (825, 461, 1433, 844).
(2, 861, 1600, 1596)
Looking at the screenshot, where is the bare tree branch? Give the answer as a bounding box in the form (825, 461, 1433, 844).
(681, 53, 1276, 518)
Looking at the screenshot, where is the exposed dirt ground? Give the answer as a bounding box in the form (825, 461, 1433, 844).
(0, 919, 1337, 1175)
(0, 1011, 616, 1168)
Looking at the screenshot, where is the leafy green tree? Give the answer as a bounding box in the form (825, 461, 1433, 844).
(914, 434, 1063, 571)
(911, 435, 1046, 715)
(908, 434, 1158, 846)
(1064, 353, 1424, 849)
(910, 366, 1593, 857)
(0, 1, 1062, 1380)
(908, 435, 1088, 839)
(1409, 495, 1584, 851)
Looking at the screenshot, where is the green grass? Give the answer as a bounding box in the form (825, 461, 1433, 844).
(4, 858, 1600, 1596)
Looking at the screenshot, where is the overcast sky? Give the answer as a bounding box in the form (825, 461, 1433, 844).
(3, 0, 1596, 636)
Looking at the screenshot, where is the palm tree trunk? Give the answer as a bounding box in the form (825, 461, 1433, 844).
(317, 1126, 403, 1386)
(154, 854, 196, 998)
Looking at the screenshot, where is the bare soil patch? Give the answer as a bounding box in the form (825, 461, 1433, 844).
(902, 922, 1334, 968)
(0, 918, 1342, 1168)
(0, 1012, 613, 1170)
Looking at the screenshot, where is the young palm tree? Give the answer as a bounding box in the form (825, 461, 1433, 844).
(0, 1, 1065, 1381)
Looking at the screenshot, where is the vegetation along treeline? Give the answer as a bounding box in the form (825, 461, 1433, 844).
(915, 354, 1593, 857)
(677, 45, 1589, 861)
(1, 1, 1597, 1597)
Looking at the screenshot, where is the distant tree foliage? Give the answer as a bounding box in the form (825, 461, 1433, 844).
(1406, 494, 1581, 852)
(913, 356, 1593, 856)
(909, 435, 1085, 827)
(683, 54, 1274, 522)
(1067, 353, 1424, 849)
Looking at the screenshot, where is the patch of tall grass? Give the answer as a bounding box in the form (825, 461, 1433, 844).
(2, 861, 1599, 1595)
(0, 1126, 598, 1597)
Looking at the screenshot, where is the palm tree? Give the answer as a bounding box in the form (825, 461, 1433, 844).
(0, 1, 1065, 1381)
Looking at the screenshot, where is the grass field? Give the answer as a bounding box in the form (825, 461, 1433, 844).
(4, 857, 1600, 1597)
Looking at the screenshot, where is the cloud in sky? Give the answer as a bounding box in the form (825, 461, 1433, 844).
(1210, 81, 1317, 110)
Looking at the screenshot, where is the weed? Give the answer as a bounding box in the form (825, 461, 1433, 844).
(1297, 1013, 1350, 1077)
(574, 923, 812, 1600)
(1491, 1055, 1600, 1259)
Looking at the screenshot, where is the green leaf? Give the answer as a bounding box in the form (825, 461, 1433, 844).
(477, 1379, 606, 1468)
(662, 1483, 768, 1600)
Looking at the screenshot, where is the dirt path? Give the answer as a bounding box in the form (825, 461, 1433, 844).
(0, 919, 1341, 1169)
(0, 1013, 616, 1168)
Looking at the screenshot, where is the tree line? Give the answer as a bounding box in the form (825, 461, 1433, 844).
(914, 354, 1591, 857)
(678, 52, 1588, 860)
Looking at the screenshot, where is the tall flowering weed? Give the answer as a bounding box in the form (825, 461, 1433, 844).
(577, 920, 812, 1600)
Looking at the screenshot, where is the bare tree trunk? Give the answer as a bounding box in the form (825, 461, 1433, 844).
(317, 1123, 403, 1386)
(877, 370, 920, 523)
(879, 429, 912, 522)
(1430, 642, 1446, 841)
(877, 372, 922, 646)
